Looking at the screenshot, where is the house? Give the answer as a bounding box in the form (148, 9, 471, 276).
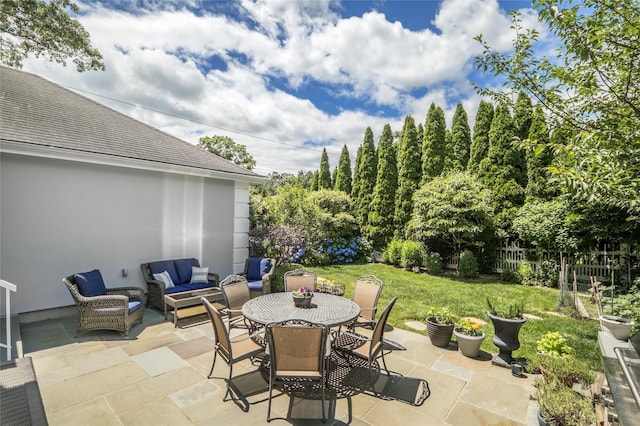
(0, 65, 264, 315)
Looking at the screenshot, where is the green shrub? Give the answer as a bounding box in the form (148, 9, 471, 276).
(537, 259, 559, 287)
(400, 240, 424, 270)
(425, 251, 443, 274)
(500, 268, 520, 283)
(383, 238, 404, 265)
(517, 262, 535, 286)
(458, 251, 478, 278)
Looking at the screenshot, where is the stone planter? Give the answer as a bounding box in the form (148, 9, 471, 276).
(453, 329, 485, 358)
(487, 312, 526, 367)
(293, 295, 313, 308)
(426, 320, 454, 347)
(600, 315, 634, 341)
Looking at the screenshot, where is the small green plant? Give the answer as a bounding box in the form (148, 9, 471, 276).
(458, 251, 478, 278)
(517, 262, 535, 286)
(454, 318, 483, 336)
(425, 251, 443, 274)
(537, 259, 559, 287)
(400, 240, 424, 271)
(536, 332, 572, 358)
(500, 268, 520, 283)
(383, 238, 403, 265)
(530, 332, 594, 387)
(535, 376, 596, 426)
(486, 297, 525, 319)
(426, 306, 456, 325)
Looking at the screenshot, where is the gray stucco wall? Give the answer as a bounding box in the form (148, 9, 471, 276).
(0, 153, 242, 314)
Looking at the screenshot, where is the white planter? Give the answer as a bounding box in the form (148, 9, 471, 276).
(600, 315, 634, 341)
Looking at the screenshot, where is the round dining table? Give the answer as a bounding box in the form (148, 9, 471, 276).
(242, 292, 360, 328)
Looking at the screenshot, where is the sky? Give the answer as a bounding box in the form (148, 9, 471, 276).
(22, 0, 551, 177)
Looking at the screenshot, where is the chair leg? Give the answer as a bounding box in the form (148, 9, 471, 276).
(208, 350, 218, 379)
(223, 364, 233, 402)
(267, 377, 274, 422)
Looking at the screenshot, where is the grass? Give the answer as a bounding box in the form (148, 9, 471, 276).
(276, 263, 603, 372)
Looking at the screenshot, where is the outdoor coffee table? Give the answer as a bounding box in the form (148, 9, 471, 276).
(163, 288, 224, 327)
(242, 292, 360, 328)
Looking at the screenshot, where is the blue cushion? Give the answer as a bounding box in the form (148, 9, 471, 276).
(128, 300, 143, 314)
(165, 285, 190, 294)
(247, 257, 270, 280)
(247, 280, 263, 291)
(149, 260, 179, 286)
(183, 282, 212, 291)
(74, 269, 107, 297)
(175, 258, 198, 284)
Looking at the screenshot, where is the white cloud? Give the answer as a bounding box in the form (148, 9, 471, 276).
(21, 0, 541, 175)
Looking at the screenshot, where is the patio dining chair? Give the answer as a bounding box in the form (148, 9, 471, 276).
(201, 297, 265, 410)
(220, 274, 252, 328)
(265, 319, 330, 422)
(333, 297, 397, 397)
(283, 268, 317, 293)
(350, 275, 384, 331)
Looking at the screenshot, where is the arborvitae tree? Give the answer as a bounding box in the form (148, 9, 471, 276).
(448, 103, 471, 172)
(333, 144, 352, 194)
(351, 145, 363, 199)
(443, 130, 454, 172)
(468, 100, 494, 174)
(395, 116, 421, 237)
(310, 170, 319, 191)
(512, 92, 532, 186)
(526, 105, 554, 199)
(480, 101, 525, 228)
(318, 148, 332, 189)
(353, 127, 377, 228)
(416, 123, 424, 146)
(366, 124, 397, 249)
(422, 103, 447, 182)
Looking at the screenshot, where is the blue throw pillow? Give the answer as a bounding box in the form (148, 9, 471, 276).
(246, 257, 263, 280)
(74, 269, 107, 297)
(149, 260, 180, 285)
(259, 258, 272, 277)
(175, 258, 198, 284)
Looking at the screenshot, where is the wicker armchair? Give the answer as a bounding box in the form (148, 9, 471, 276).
(240, 257, 275, 296)
(63, 270, 145, 337)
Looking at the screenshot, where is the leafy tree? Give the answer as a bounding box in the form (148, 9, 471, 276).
(474, 0, 640, 213)
(408, 171, 494, 261)
(513, 92, 533, 141)
(333, 144, 352, 194)
(310, 170, 319, 191)
(479, 101, 525, 228)
(448, 103, 471, 172)
(0, 0, 105, 71)
(468, 100, 494, 174)
(318, 148, 332, 189)
(352, 127, 377, 228)
(422, 103, 447, 182)
(395, 116, 421, 236)
(512, 199, 579, 253)
(198, 135, 256, 170)
(526, 105, 554, 199)
(366, 124, 397, 249)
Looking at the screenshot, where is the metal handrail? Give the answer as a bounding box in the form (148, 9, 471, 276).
(1, 279, 18, 360)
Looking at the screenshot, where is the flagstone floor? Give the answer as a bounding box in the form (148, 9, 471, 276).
(18, 308, 540, 425)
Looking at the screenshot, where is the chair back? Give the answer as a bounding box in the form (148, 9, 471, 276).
(352, 275, 383, 321)
(220, 275, 250, 319)
(283, 269, 317, 292)
(369, 297, 397, 358)
(201, 297, 232, 361)
(266, 320, 327, 379)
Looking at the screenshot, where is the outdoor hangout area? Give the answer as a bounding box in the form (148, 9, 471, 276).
(5, 260, 640, 425)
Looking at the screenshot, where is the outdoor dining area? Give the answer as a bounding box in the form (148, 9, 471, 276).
(12, 264, 541, 425)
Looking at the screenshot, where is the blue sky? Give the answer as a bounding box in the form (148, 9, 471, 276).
(23, 0, 548, 175)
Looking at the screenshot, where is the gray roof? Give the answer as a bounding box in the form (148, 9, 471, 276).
(0, 65, 262, 179)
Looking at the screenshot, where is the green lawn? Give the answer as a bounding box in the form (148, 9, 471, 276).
(276, 263, 603, 372)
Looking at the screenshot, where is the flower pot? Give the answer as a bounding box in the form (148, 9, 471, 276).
(426, 320, 454, 347)
(453, 329, 485, 358)
(599, 315, 634, 341)
(487, 312, 526, 368)
(536, 409, 550, 426)
(293, 295, 313, 308)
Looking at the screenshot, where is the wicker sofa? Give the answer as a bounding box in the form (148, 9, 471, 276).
(140, 258, 220, 311)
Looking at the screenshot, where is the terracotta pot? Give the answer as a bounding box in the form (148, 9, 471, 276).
(453, 329, 485, 358)
(426, 319, 454, 347)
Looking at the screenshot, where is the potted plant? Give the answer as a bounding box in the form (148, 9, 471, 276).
(487, 297, 526, 367)
(529, 332, 594, 387)
(292, 287, 313, 308)
(453, 318, 485, 358)
(426, 306, 456, 347)
(534, 375, 596, 426)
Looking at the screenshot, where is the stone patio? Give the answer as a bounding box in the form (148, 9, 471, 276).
(17, 308, 540, 425)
